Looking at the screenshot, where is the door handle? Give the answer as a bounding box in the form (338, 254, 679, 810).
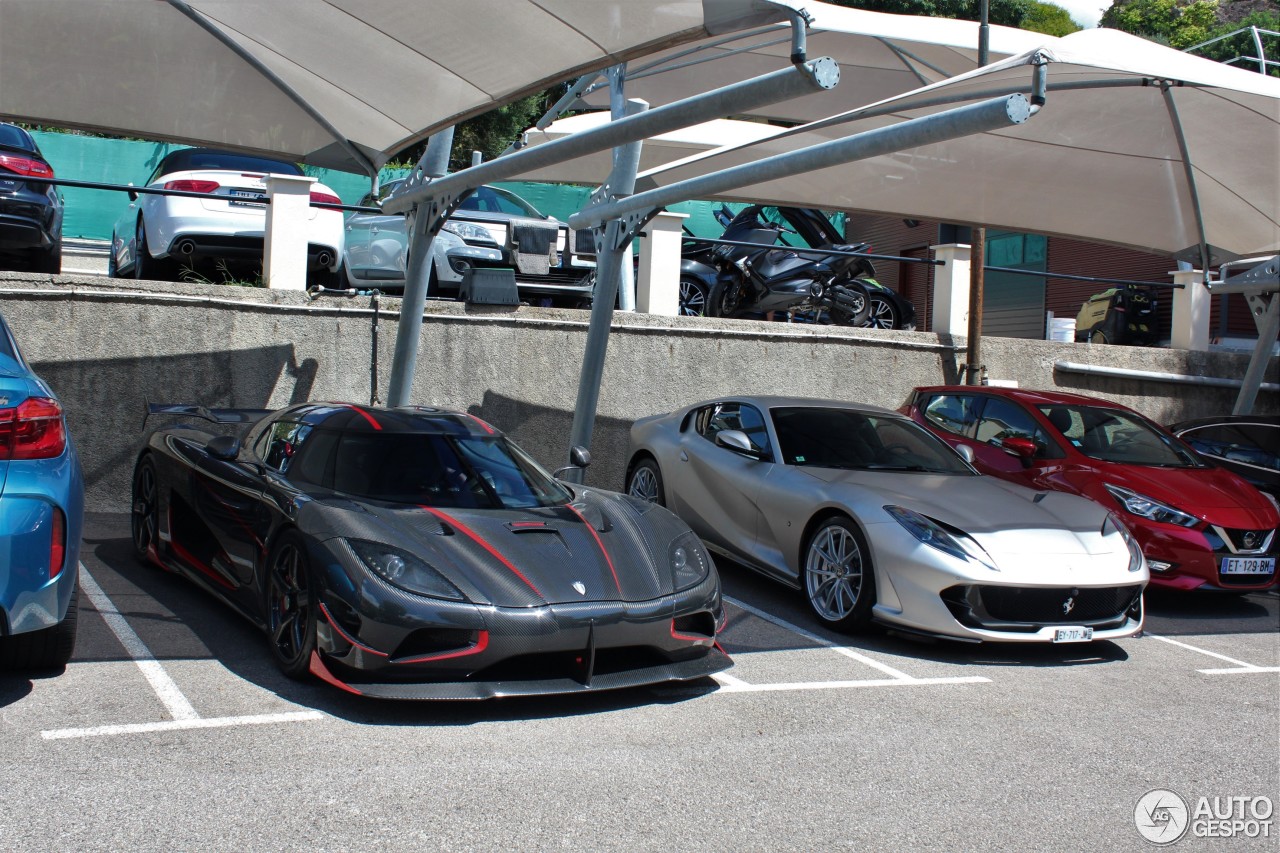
(679, 450, 689, 462)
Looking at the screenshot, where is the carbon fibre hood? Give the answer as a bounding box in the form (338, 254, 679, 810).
(301, 488, 689, 607)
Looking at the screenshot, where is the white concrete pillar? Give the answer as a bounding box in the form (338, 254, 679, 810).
(636, 210, 689, 316)
(1170, 268, 1210, 351)
(263, 174, 317, 290)
(930, 243, 971, 336)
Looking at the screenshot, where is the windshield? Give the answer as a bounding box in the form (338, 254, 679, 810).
(458, 186, 544, 218)
(1038, 405, 1203, 467)
(771, 407, 974, 474)
(331, 432, 572, 509)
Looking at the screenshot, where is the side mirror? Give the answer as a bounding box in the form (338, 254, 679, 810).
(998, 436, 1038, 467)
(206, 435, 241, 461)
(955, 444, 976, 465)
(553, 445, 592, 479)
(715, 429, 762, 459)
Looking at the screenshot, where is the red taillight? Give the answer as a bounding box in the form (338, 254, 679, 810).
(50, 507, 66, 580)
(0, 397, 67, 460)
(164, 179, 221, 194)
(310, 190, 341, 206)
(0, 152, 54, 179)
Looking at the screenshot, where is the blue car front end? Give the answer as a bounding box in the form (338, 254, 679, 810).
(0, 324, 84, 668)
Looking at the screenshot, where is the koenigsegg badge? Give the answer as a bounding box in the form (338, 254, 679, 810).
(572, 581, 587, 596)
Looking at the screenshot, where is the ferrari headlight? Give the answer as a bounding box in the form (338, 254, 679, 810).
(669, 531, 710, 591)
(1102, 511, 1145, 573)
(884, 505, 998, 571)
(442, 220, 496, 243)
(346, 539, 465, 601)
(1104, 484, 1199, 528)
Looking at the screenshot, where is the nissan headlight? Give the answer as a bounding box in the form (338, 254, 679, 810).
(442, 220, 497, 244)
(669, 532, 711, 591)
(885, 505, 998, 571)
(1102, 511, 1145, 573)
(1104, 484, 1199, 528)
(346, 539, 465, 601)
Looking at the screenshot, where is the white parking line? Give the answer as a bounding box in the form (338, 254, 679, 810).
(1146, 633, 1280, 675)
(40, 565, 324, 740)
(722, 595, 990, 690)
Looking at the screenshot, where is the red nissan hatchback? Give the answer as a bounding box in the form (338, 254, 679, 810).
(904, 387, 1278, 592)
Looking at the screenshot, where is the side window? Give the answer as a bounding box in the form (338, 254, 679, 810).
(256, 421, 312, 474)
(974, 399, 1055, 458)
(923, 394, 977, 437)
(1184, 424, 1280, 471)
(697, 403, 772, 458)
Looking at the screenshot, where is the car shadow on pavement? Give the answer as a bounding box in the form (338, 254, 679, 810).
(76, 524, 720, 727)
(1142, 587, 1280, 637)
(0, 675, 34, 708)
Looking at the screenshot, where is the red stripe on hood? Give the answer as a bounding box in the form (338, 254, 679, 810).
(420, 506, 543, 598)
(565, 503, 622, 596)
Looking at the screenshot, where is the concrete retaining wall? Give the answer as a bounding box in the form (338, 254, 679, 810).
(2, 272, 1275, 512)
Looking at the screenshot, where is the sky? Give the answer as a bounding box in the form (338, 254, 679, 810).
(1056, 0, 1108, 28)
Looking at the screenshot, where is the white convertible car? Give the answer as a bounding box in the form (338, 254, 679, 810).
(626, 396, 1148, 643)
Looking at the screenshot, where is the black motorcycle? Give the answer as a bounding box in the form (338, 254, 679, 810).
(687, 205, 874, 326)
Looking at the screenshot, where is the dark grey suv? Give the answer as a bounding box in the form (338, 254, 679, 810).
(0, 123, 62, 274)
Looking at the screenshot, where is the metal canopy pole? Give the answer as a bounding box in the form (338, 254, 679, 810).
(572, 93, 1041, 230)
(386, 129, 453, 407)
(1207, 255, 1280, 415)
(563, 99, 649, 483)
(965, 0, 990, 386)
(379, 55, 840, 406)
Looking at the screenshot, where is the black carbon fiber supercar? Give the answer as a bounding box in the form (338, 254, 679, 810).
(130, 402, 730, 699)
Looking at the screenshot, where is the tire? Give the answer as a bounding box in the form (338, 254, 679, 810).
(802, 516, 876, 632)
(829, 279, 871, 327)
(131, 456, 160, 566)
(264, 530, 318, 679)
(863, 295, 899, 330)
(626, 457, 666, 506)
(707, 278, 745, 318)
(31, 238, 62, 275)
(679, 277, 709, 317)
(0, 586, 79, 670)
(134, 217, 174, 281)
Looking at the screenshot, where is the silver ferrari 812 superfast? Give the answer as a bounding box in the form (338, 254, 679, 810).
(625, 397, 1148, 643)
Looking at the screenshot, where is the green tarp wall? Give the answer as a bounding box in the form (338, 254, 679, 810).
(33, 130, 837, 244)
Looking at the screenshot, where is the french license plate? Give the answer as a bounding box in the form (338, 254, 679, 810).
(229, 188, 266, 207)
(1053, 626, 1093, 643)
(1221, 556, 1276, 575)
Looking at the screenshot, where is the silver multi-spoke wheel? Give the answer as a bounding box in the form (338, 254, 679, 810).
(626, 458, 665, 506)
(803, 517, 875, 631)
(865, 295, 898, 329)
(679, 278, 708, 316)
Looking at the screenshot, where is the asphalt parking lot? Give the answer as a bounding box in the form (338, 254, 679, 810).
(2, 513, 1276, 852)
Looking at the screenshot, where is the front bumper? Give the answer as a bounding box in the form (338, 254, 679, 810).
(309, 546, 730, 699)
(1135, 522, 1277, 592)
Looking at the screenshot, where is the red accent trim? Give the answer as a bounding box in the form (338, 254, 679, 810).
(671, 620, 714, 644)
(509, 521, 547, 529)
(308, 650, 364, 695)
(564, 503, 622, 595)
(169, 539, 236, 590)
(346, 405, 382, 430)
(420, 506, 542, 597)
(466, 414, 495, 434)
(395, 630, 490, 664)
(319, 603, 388, 657)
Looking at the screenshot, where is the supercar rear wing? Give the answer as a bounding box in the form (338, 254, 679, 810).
(143, 403, 275, 429)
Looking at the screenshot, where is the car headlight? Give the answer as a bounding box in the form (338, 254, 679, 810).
(1103, 484, 1199, 528)
(669, 531, 711, 591)
(1102, 511, 1145, 573)
(884, 505, 998, 571)
(442, 220, 496, 243)
(346, 539, 466, 601)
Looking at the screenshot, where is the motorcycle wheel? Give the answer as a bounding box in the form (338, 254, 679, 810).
(829, 278, 872, 326)
(707, 278, 746, 318)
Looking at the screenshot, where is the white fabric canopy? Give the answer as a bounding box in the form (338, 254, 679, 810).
(579, 1, 1054, 124)
(0, 0, 796, 175)
(629, 28, 1280, 263)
